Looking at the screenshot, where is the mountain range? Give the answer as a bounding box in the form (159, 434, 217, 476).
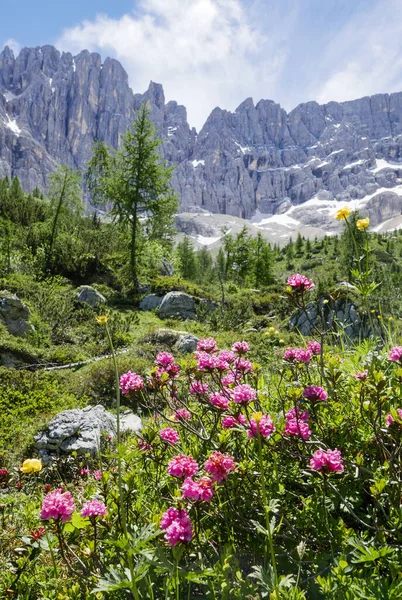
(1, 44, 402, 244)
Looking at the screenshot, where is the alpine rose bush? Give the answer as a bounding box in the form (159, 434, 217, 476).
(310, 449, 344, 474)
(40, 489, 76, 522)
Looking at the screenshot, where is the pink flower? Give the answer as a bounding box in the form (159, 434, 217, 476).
(160, 507, 193, 546)
(221, 372, 240, 387)
(137, 439, 152, 452)
(196, 351, 217, 371)
(385, 408, 402, 427)
(159, 428, 180, 445)
(174, 409, 191, 421)
(222, 415, 247, 429)
(388, 347, 402, 362)
(0, 468, 8, 478)
(233, 357, 253, 373)
(218, 350, 236, 364)
(167, 455, 199, 478)
(40, 489, 76, 522)
(303, 386, 328, 402)
(155, 352, 176, 367)
(233, 384, 256, 405)
(209, 392, 231, 410)
(197, 337, 218, 354)
(93, 470, 103, 481)
(287, 273, 314, 292)
(232, 341, 250, 355)
(310, 448, 344, 474)
(283, 348, 312, 364)
(285, 407, 310, 422)
(81, 499, 107, 519)
(181, 476, 215, 502)
(80, 468, 90, 477)
(247, 414, 275, 439)
(353, 370, 368, 381)
(119, 371, 144, 395)
(284, 418, 311, 440)
(189, 380, 209, 395)
(204, 451, 237, 483)
(307, 341, 321, 355)
(215, 356, 230, 371)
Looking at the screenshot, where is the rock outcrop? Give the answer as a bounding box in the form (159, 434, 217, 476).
(1, 44, 402, 229)
(159, 292, 197, 320)
(0, 292, 33, 337)
(77, 285, 106, 308)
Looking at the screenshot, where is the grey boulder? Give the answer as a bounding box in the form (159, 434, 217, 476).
(139, 294, 164, 311)
(77, 286, 106, 308)
(159, 291, 196, 320)
(0, 293, 33, 337)
(176, 333, 199, 353)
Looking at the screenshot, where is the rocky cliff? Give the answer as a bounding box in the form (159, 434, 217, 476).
(1, 44, 402, 231)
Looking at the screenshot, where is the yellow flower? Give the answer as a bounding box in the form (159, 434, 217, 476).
(323, 299, 329, 304)
(20, 458, 42, 474)
(356, 217, 370, 230)
(251, 412, 263, 424)
(96, 314, 109, 325)
(335, 206, 351, 220)
(269, 327, 275, 332)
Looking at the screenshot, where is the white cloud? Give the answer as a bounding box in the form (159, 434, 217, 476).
(56, 0, 290, 130)
(3, 38, 21, 56)
(315, 0, 402, 105)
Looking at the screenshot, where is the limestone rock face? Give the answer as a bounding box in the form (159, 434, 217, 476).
(159, 292, 196, 320)
(1, 44, 402, 228)
(35, 405, 116, 459)
(139, 294, 164, 311)
(77, 286, 106, 307)
(0, 292, 32, 337)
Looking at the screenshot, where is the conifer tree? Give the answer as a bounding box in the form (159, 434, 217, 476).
(176, 237, 196, 280)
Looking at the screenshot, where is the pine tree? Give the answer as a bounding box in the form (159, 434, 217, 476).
(254, 232, 272, 287)
(176, 237, 197, 280)
(86, 103, 178, 290)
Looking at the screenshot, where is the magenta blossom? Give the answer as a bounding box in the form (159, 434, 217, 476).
(81, 499, 107, 519)
(307, 341, 321, 355)
(160, 507, 193, 546)
(247, 414, 275, 439)
(283, 348, 312, 364)
(222, 415, 247, 429)
(385, 408, 402, 427)
(79, 468, 90, 477)
(189, 380, 209, 395)
(285, 407, 310, 422)
(197, 337, 218, 354)
(233, 357, 253, 373)
(155, 352, 176, 367)
(167, 454, 199, 478)
(284, 419, 311, 440)
(204, 451, 237, 483)
(174, 409, 191, 421)
(209, 392, 231, 410)
(287, 273, 314, 292)
(40, 489, 76, 522)
(120, 371, 144, 395)
(196, 351, 217, 371)
(388, 347, 402, 362)
(218, 350, 236, 364)
(221, 372, 240, 387)
(159, 428, 180, 445)
(310, 448, 344, 474)
(93, 470, 102, 481)
(303, 386, 328, 402)
(181, 476, 215, 502)
(232, 384, 257, 404)
(353, 370, 368, 381)
(232, 341, 250, 355)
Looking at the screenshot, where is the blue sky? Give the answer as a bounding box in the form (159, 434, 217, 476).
(2, 0, 402, 130)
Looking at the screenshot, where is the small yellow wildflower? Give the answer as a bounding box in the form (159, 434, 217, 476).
(356, 217, 370, 230)
(389, 316, 393, 321)
(378, 315, 382, 320)
(269, 327, 275, 332)
(335, 206, 351, 220)
(96, 314, 109, 325)
(251, 412, 263, 424)
(20, 459, 42, 474)
(323, 299, 329, 304)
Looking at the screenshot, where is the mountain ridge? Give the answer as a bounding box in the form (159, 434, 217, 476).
(1, 43, 402, 235)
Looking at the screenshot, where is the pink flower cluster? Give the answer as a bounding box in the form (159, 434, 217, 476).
(0, 467, 8, 478)
(353, 370, 368, 381)
(174, 409, 191, 421)
(209, 392, 230, 410)
(283, 347, 312, 363)
(120, 371, 144, 395)
(385, 408, 402, 427)
(247, 414, 275, 439)
(160, 507, 193, 546)
(287, 273, 314, 292)
(232, 341, 249, 355)
(81, 499, 107, 519)
(155, 352, 176, 367)
(190, 380, 209, 395)
(93, 469, 103, 481)
(303, 385, 328, 402)
(232, 384, 257, 404)
(222, 415, 247, 429)
(197, 338, 218, 354)
(310, 448, 344, 474)
(159, 428, 180, 445)
(167, 454, 199, 478)
(388, 347, 402, 362)
(181, 476, 215, 502)
(204, 451, 237, 483)
(284, 407, 311, 440)
(40, 489, 76, 522)
(307, 341, 321, 355)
